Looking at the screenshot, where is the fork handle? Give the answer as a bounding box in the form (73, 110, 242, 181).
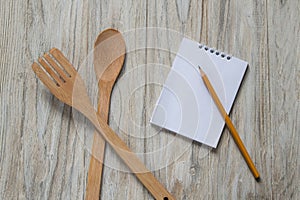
(87, 111, 175, 200)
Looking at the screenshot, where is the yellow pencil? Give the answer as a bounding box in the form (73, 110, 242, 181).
(198, 66, 260, 180)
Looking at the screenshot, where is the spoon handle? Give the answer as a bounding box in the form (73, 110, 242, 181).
(86, 86, 175, 200)
(86, 85, 111, 200)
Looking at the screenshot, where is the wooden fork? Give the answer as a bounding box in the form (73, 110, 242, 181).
(32, 48, 174, 200)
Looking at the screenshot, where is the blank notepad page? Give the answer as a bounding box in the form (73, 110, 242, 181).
(151, 38, 248, 148)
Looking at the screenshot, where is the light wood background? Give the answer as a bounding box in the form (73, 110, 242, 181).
(0, 0, 299, 199)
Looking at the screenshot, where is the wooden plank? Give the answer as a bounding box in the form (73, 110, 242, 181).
(0, 0, 95, 199)
(94, 0, 149, 199)
(205, 1, 268, 199)
(146, 1, 210, 199)
(267, 1, 299, 199)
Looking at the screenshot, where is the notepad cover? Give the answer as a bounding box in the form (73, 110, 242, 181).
(150, 38, 248, 148)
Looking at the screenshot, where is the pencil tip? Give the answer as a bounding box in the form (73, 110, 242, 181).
(198, 66, 205, 76)
(255, 177, 261, 182)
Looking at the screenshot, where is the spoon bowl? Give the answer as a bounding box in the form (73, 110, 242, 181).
(94, 29, 126, 83)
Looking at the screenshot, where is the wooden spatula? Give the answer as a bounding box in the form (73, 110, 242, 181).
(86, 29, 126, 200)
(32, 48, 174, 200)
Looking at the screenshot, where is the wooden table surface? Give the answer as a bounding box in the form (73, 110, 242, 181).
(0, 0, 299, 199)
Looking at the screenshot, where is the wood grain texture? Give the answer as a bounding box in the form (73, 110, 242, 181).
(0, 0, 299, 199)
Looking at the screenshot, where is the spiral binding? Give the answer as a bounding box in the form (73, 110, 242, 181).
(198, 44, 231, 60)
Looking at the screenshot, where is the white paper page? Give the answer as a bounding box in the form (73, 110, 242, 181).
(151, 38, 248, 148)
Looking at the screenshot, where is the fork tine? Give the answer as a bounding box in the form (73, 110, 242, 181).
(32, 62, 58, 90)
(38, 57, 64, 86)
(49, 48, 76, 76)
(44, 53, 69, 81)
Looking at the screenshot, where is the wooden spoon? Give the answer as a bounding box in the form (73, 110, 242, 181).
(85, 28, 126, 200)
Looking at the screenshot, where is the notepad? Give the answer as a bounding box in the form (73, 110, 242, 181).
(150, 38, 248, 148)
